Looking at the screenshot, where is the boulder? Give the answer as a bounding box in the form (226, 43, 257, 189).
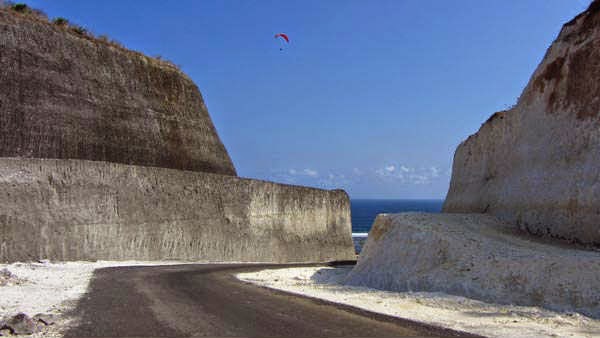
(32, 313, 57, 326)
(1, 313, 40, 335)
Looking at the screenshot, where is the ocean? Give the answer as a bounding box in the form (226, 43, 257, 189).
(351, 199, 444, 235)
(350, 199, 444, 253)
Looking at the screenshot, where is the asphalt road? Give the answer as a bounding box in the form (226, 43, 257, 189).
(63, 264, 480, 337)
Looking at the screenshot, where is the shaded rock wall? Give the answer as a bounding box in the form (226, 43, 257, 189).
(346, 213, 600, 318)
(444, 1, 600, 245)
(0, 158, 355, 263)
(0, 9, 236, 176)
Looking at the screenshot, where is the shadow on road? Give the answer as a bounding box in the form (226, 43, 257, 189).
(63, 266, 184, 337)
(61, 263, 480, 337)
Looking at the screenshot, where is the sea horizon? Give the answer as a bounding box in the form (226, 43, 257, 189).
(350, 198, 445, 235)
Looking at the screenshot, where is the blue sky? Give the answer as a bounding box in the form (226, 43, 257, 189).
(28, 0, 591, 199)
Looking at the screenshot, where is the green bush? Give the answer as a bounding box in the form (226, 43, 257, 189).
(5, 2, 47, 19)
(10, 3, 29, 13)
(53, 17, 68, 26)
(70, 25, 87, 36)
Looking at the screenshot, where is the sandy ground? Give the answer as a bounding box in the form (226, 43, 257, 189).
(0, 260, 204, 337)
(4, 260, 600, 337)
(237, 266, 600, 338)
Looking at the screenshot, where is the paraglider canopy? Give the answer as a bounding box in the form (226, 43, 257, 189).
(274, 33, 289, 43)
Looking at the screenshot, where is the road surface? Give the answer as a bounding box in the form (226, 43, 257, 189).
(64, 264, 480, 337)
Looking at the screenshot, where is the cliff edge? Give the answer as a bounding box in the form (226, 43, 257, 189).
(444, 1, 600, 245)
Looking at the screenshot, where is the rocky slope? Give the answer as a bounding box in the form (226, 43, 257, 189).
(444, 1, 600, 245)
(0, 8, 236, 176)
(346, 213, 600, 318)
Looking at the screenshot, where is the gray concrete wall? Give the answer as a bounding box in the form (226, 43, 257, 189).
(0, 158, 355, 263)
(0, 9, 236, 176)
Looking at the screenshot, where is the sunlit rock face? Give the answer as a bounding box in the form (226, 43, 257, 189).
(0, 158, 355, 263)
(346, 213, 600, 318)
(0, 8, 356, 263)
(0, 9, 236, 176)
(444, 1, 600, 245)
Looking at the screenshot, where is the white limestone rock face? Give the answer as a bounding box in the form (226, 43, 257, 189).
(443, 1, 600, 245)
(345, 213, 600, 318)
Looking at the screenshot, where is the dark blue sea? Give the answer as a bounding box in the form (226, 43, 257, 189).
(351, 199, 444, 234)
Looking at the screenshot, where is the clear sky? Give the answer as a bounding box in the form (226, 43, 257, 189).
(28, 0, 591, 199)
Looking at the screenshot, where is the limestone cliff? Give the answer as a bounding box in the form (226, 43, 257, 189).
(347, 213, 600, 318)
(0, 8, 236, 176)
(444, 1, 600, 245)
(0, 7, 355, 263)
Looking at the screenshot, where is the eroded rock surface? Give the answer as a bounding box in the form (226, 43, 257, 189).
(0, 158, 354, 263)
(443, 0, 600, 245)
(0, 8, 356, 263)
(346, 213, 600, 318)
(0, 8, 236, 176)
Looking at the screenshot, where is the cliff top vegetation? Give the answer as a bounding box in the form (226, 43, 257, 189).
(0, 1, 180, 71)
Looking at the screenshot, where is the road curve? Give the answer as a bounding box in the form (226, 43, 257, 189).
(63, 264, 480, 337)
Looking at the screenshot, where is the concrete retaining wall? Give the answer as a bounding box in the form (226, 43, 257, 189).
(0, 158, 355, 263)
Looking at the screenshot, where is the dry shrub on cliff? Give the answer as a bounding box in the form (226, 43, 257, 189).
(10, 3, 27, 12)
(52, 17, 68, 27)
(70, 24, 88, 36)
(3, 2, 47, 20)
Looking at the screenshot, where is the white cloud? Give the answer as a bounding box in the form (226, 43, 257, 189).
(303, 168, 318, 177)
(271, 163, 449, 190)
(318, 172, 350, 189)
(409, 174, 429, 185)
(373, 164, 449, 185)
(287, 168, 318, 177)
